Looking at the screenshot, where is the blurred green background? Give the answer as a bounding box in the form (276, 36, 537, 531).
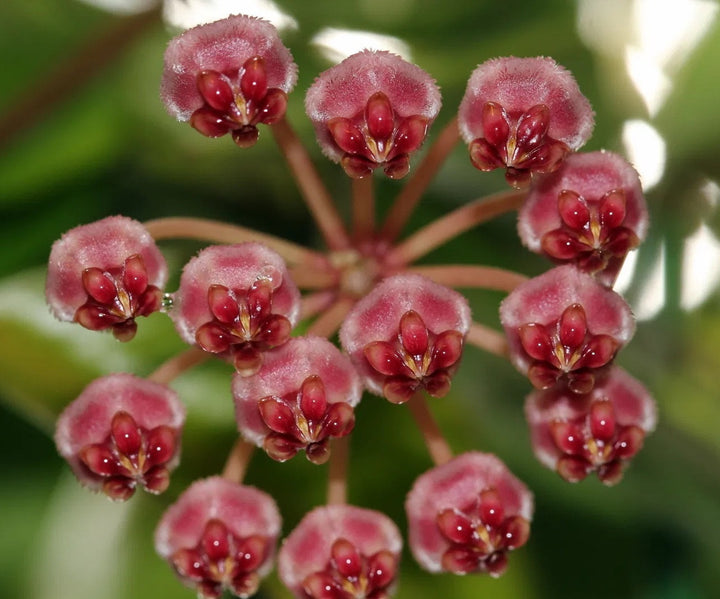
(1, 1, 719, 598)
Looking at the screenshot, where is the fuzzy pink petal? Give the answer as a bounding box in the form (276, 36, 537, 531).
(54, 373, 185, 491)
(305, 50, 441, 163)
(458, 56, 594, 150)
(232, 336, 362, 446)
(161, 14, 297, 121)
(154, 476, 281, 577)
(46, 216, 167, 322)
(499, 265, 635, 376)
(170, 242, 300, 345)
(339, 274, 471, 397)
(405, 452, 533, 573)
(278, 504, 402, 598)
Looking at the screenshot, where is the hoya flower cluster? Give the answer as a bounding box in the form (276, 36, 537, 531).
(46, 13, 657, 599)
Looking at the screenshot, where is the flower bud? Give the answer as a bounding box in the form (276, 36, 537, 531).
(169, 242, 300, 376)
(278, 504, 402, 598)
(518, 151, 648, 286)
(55, 373, 185, 500)
(406, 452, 533, 577)
(155, 476, 281, 599)
(46, 216, 167, 341)
(500, 265, 635, 394)
(233, 336, 362, 464)
(458, 57, 594, 187)
(306, 50, 441, 178)
(525, 366, 657, 485)
(340, 274, 471, 403)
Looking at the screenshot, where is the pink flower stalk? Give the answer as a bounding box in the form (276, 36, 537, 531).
(46, 215, 168, 341)
(155, 476, 281, 599)
(339, 274, 471, 404)
(518, 150, 648, 286)
(161, 14, 298, 146)
(305, 50, 441, 179)
(500, 265, 635, 394)
(458, 56, 594, 187)
(169, 242, 300, 376)
(55, 373, 185, 501)
(525, 366, 657, 485)
(278, 504, 402, 599)
(405, 452, 533, 577)
(232, 336, 361, 464)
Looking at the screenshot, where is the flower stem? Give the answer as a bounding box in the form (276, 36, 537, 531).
(221, 438, 255, 484)
(144, 216, 329, 268)
(386, 189, 526, 266)
(466, 322, 508, 358)
(306, 295, 355, 338)
(0, 8, 161, 153)
(327, 435, 349, 505)
(271, 117, 351, 251)
(147, 347, 209, 385)
(299, 290, 337, 320)
(381, 117, 460, 241)
(407, 392, 453, 466)
(407, 264, 528, 292)
(288, 265, 338, 289)
(352, 175, 375, 242)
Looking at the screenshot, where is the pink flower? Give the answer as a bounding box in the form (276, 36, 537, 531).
(518, 150, 648, 286)
(55, 373, 185, 500)
(169, 242, 300, 375)
(46, 215, 167, 341)
(232, 336, 361, 464)
(161, 14, 298, 146)
(339, 274, 471, 404)
(500, 265, 635, 394)
(278, 504, 402, 598)
(155, 476, 281, 599)
(458, 56, 594, 187)
(525, 366, 657, 485)
(305, 50, 441, 178)
(405, 452, 533, 577)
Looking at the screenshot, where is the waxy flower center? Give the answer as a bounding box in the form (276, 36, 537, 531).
(468, 101, 570, 187)
(301, 538, 398, 599)
(190, 56, 288, 147)
(74, 254, 163, 342)
(518, 303, 619, 394)
(171, 518, 269, 599)
(327, 91, 429, 179)
(195, 280, 292, 376)
(550, 398, 646, 486)
(436, 488, 530, 577)
(78, 410, 177, 501)
(541, 188, 640, 273)
(363, 310, 464, 404)
(257, 374, 355, 464)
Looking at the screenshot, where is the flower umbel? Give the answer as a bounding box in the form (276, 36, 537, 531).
(45, 12, 656, 599)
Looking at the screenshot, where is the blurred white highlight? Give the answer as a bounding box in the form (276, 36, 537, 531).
(163, 0, 298, 31)
(622, 120, 666, 191)
(311, 28, 412, 64)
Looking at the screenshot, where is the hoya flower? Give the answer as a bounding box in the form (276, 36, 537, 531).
(46, 215, 168, 341)
(155, 476, 281, 599)
(500, 265, 635, 394)
(55, 373, 185, 500)
(458, 56, 594, 187)
(232, 336, 361, 464)
(161, 14, 298, 146)
(525, 366, 657, 485)
(405, 452, 533, 577)
(305, 50, 441, 178)
(169, 242, 300, 376)
(278, 504, 402, 598)
(518, 150, 648, 286)
(339, 274, 471, 404)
